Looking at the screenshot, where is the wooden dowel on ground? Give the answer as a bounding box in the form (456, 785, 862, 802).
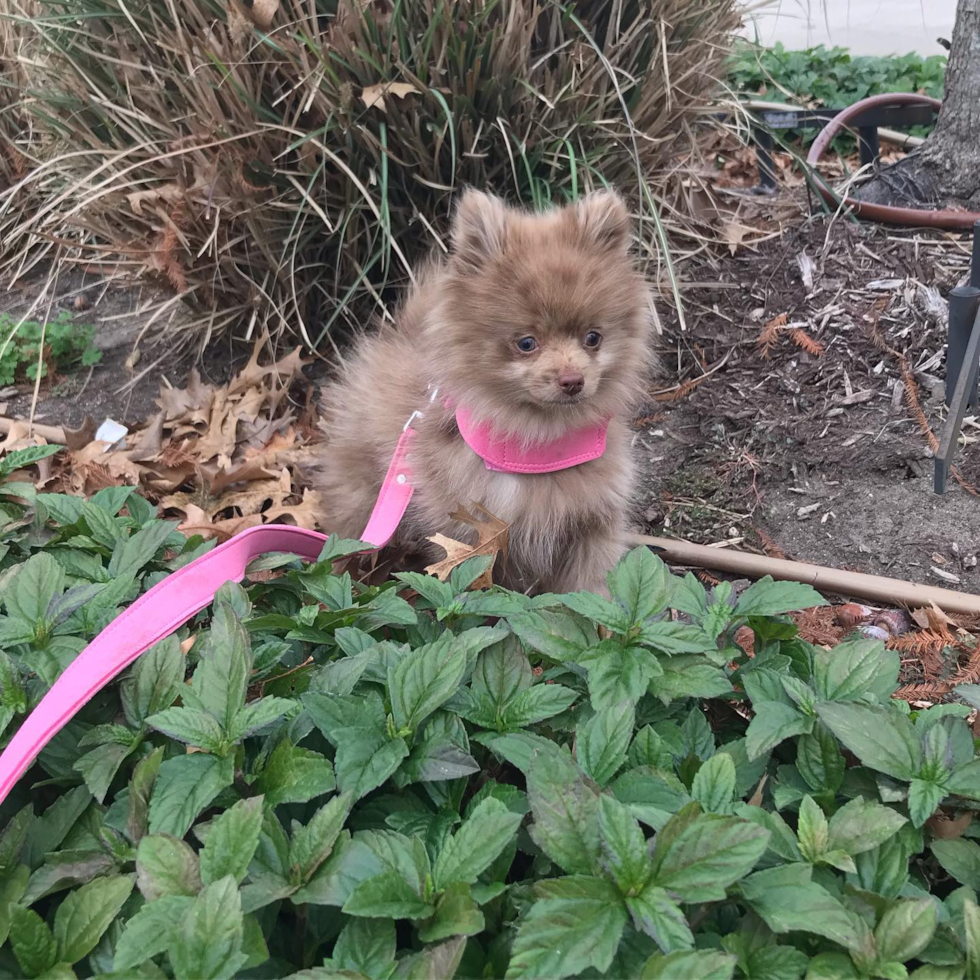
(0, 417, 67, 444)
(628, 533, 980, 616)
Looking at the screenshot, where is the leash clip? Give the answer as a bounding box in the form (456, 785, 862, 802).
(402, 385, 440, 432)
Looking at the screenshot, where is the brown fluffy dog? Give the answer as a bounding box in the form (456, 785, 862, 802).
(314, 188, 654, 594)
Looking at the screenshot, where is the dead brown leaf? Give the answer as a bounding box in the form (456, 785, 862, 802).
(424, 503, 509, 590)
(263, 487, 321, 529)
(360, 81, 420, 113)
(927, 810, 973, 840)
(911, 601, 958, 633)
(64, 417, 98, 451)
(244, 0, 279, 28)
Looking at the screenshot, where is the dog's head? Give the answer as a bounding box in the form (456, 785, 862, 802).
(429, 188, 654, 438)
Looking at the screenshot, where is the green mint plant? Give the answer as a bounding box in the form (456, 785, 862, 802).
(1, 466, 980, 978)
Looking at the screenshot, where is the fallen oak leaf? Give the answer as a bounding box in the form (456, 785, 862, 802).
(424, 502, 509, 590)
(263, 487, 322, 530)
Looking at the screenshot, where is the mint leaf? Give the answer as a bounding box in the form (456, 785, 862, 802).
(508, 610, 593, 661)
(9, 905, 58, 978)
(334, 733, 409, 800)
(418, 881, 484, 943)
(740, 863, 870, 951)
(228, 696, 295, 741)
(650, 812, 768, 902)
(254, 741, 336, 807)
(5, 552, 64, 629)
(597, 795, 652, 896)
(0, 443, 61, 477)
(637, 621, 719, 656)
(395, 571, 455, 607)
(200, 796, 263, 886)
(690, 753, 736, 815)
(965, 896, 980, 980)
(875, 898, 936, 963)
(559, 592, 632, 633)
(53, 874, 134, 964)
(113, 894, 193, 972)
(288, 792, 352, 883)
(909, 777, 947, 829)
(120, 636, 183, 728)
(388, 634, 467, 735)
(343, 870, 434, 919)
(817, 701, 921, 781)
(288, 834, 381, 908)
(506, 876, 627, 979)
(796, 724, 845, 794)
(931, 839, 980, 890)
(640, 950, 736, 980)
(797, 795, 831, 865)
(187, 602, 251, 731)
(148, 754, 235, 839)
(500, 684, 578, 729)
(329, 917, 396, 979)
(107, 520, 178, 579)
(734, 577, 825, 618)
(811, 638, 899, 703)
(607, 547, 671, 625)
(127, 746, 164, 845)
(577, 701, 634, 787)
(745, 702, 810, 761)
(526, 751, 601, 876)
(145, 707, 227, 752)
(827, 797, 907, 856)
(471, 637, 532, 707)
(432, 797, 522, 890)
(582, 641, 662, 711)
(170, 876, 247, 980)
(626, 883, 693, 954)
(73, 741, 134, 803)
(136, 835, 201, 900)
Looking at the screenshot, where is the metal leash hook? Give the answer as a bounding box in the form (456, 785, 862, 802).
(935, 219, 980, 493)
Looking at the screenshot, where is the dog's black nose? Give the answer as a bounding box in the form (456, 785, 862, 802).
(558, 370, 584, 396)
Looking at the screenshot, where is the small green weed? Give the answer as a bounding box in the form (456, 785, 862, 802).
(0, 311, 102, 387)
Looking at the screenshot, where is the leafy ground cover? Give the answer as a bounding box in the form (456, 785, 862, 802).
(0, 312, 101, 387)
(1, 445, 980, 979)
(729, 42, 946, 110)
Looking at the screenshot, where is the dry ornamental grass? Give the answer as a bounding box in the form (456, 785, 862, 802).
(0, 0, 740, 353)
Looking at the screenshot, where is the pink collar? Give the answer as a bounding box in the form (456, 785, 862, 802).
(454, 403, 608, 474)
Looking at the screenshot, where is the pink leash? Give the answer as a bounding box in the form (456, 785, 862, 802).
(0, 427, 416, 806)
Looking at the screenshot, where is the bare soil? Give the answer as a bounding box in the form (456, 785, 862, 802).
(638, 214, 980, 594)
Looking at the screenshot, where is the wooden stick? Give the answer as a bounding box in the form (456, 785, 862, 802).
(0, 417, 67, 444)
(628, 533, 980, 616)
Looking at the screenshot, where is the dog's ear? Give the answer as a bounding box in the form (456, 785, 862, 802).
(573, 189, 630, 251)
(452, 189, 508, 269)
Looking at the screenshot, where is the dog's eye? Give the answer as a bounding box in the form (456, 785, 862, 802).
(516, 336, 538, 353)
(584, 330, 602, 349)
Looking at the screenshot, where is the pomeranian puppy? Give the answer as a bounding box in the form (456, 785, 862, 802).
(314, 188, 654, 595)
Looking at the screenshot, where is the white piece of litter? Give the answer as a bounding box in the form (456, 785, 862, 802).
(95, 418, 128, 447)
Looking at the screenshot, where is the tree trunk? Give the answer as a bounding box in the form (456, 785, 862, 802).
(856, 0, 980, 210)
